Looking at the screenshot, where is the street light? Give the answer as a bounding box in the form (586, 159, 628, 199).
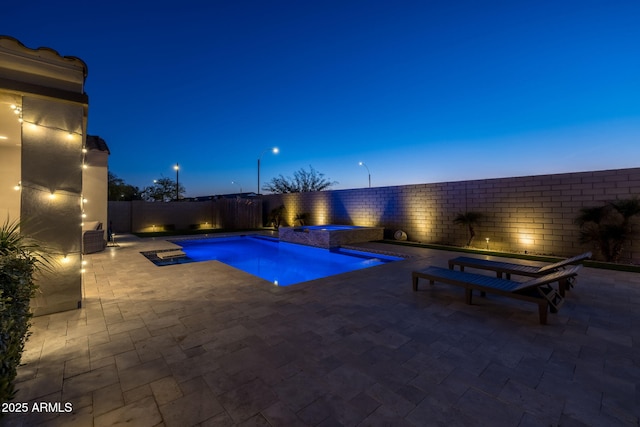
(173, 163, 179, 201)
(258, 147, 279, 195)
(231, 181, 243, 193)
(358, 161, 371, 188)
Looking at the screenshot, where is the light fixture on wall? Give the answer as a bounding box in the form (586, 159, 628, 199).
(14, 181, 21, 191)
(485, 237, 490, 250)
(10, 103, 23, 123)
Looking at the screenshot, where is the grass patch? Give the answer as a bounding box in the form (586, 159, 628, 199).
(382, 239, 640, 273)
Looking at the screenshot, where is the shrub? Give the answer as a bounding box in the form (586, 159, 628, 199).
(267, 205, 286, 229)
(575, 197, 640, 262)
(0, 254, 37, 405)
(0, 220, 48, 408)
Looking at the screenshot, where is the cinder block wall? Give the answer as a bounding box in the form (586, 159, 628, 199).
(263, 168, 640, 262)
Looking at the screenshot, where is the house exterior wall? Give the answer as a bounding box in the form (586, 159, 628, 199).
(0, 36, 88, 315)
(0, 138, 20, 222)
(20, 96, 85, 315)
(262, 167, 640, 263)
(83, 150, 109, 229)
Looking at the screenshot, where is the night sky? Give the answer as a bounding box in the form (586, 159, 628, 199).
(3, 0, 639, 196)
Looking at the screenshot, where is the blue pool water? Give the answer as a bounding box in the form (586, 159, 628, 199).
(173, 235, 402, 286)
(301, 225, 361, 231)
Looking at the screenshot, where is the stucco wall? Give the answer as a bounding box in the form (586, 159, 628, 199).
(21, 95, 84, 315)
(0, 135, 20, 222)
(1, 36, 88, 316)
(262, 167, 640, 263)
(83, 150, 109, 229)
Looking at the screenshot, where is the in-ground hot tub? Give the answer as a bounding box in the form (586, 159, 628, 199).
(278, 225, 384, 248)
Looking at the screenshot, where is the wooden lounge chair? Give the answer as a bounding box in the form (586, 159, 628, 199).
(447, 252, 591, 296)
(412, 265, 582, 324)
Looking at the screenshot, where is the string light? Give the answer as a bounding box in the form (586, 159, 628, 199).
(10, 103, 83, 136)
(9, 101, 92, 294)
(20, 118, 83, 136)
(10, 104, 23, 123)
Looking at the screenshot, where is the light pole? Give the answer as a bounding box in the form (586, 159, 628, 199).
(174, 163, 179, 201)
(258, 147, 279, 195)
(231, 181, 243, 193)
(358, 161, 371, 188)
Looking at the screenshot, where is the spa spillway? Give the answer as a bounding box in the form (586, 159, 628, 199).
(278, 225, 384, 248)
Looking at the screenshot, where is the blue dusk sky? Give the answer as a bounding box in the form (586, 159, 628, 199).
(3, 1, 639, 196)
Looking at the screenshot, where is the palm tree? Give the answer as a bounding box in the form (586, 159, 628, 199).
(575, 197, 640, 262)
(267, 205, 286, 229)
(453, 211, 485, 247)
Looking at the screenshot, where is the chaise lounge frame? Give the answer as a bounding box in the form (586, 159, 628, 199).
(412, 265, 582, 324)
(447, 252, 591, 296)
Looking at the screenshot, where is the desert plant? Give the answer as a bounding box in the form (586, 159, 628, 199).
(262, 165, 338, 193)
(294, 213, 309, 226)
(0, 219, 50, 407)
(453, 211, 485, 247)
(267, 205, 286, 229)
(575, 197, 640, 262)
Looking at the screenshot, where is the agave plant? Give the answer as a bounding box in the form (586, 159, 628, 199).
(453, 211, 486, 247)
(574, 197, 640, 262)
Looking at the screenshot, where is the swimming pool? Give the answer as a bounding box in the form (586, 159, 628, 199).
(168, 235, 402, 286)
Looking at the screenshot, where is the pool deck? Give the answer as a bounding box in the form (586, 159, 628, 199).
(5, 233, 640, 426)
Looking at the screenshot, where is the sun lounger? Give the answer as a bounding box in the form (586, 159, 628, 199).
(412, 265, 582, 324)
(447, 252, 591, 296)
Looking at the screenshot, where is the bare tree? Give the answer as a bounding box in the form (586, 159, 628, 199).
(142, 177, 186, 202)
(262, 165, 337, 194)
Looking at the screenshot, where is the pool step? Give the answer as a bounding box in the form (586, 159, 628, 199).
(157, 250, 187, 259)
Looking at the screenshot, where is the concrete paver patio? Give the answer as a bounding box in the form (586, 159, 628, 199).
(4, 234, 640, 426)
